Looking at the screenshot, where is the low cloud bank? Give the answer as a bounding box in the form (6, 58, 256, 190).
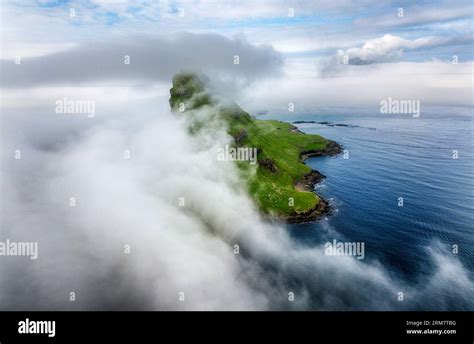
(240, 59, 473, 114)
(0, 32, 283, 89)
(1, 90, 472, 310)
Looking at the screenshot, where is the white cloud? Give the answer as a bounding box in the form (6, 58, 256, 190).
(1, 33, 283, 88)
(355, 5, 473, 28)
(334, 34, 470, 65)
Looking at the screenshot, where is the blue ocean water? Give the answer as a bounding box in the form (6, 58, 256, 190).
(271, 112, 474, 283)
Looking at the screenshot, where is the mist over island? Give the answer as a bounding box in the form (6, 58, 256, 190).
(169, 73, 342, 223)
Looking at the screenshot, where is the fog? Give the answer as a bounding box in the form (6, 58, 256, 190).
(1, 90, 472, 310)
(239, 59, 473, 115)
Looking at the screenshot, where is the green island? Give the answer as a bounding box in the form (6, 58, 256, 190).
(169, 73, 341, 223)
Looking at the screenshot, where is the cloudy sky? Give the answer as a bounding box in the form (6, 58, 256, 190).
(2, 0, 472, 59)
(1, 0, 472, 114)
(0, 1, 473, 311)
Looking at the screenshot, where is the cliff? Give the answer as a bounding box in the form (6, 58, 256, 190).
(169, 73, 342, 223)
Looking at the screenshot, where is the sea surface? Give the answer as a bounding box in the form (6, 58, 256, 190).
(267, 112, 474, 285)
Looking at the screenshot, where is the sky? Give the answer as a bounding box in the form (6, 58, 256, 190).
(1, 0, 473, 114)
(1, 0, 472, 60)
(0, 1, 473, 311)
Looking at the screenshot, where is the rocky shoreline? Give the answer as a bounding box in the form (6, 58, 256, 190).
(284, 140, 342, 223)
(293, 120, 376, 131)
(300, 140, 342, 159)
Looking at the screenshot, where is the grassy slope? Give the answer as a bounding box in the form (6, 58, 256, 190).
(170, 73, 329, 218)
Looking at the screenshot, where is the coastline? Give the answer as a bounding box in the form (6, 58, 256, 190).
(284, 140, 342, 224)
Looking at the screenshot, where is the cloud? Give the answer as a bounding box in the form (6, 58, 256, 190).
(2, 0, 472, 67)
(333, 34, 472, 65)
(355, 4, 473, 29)
(0, 32, 283, 88)
(410, 242, 474, 310)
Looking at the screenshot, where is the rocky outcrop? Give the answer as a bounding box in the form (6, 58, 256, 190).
(300, 140, 342, 160)
(284, 197, 331, 224)
(258, 158, 277, 173)
(233, 129, 248, 144)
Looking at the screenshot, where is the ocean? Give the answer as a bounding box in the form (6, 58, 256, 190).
(269, 112, 473, 291)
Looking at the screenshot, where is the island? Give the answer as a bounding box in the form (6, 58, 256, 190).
(169, 73, 341, 223)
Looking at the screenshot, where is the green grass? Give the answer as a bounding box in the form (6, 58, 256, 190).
(230, 118, 328, 216)
(170, 73, 330, 218)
